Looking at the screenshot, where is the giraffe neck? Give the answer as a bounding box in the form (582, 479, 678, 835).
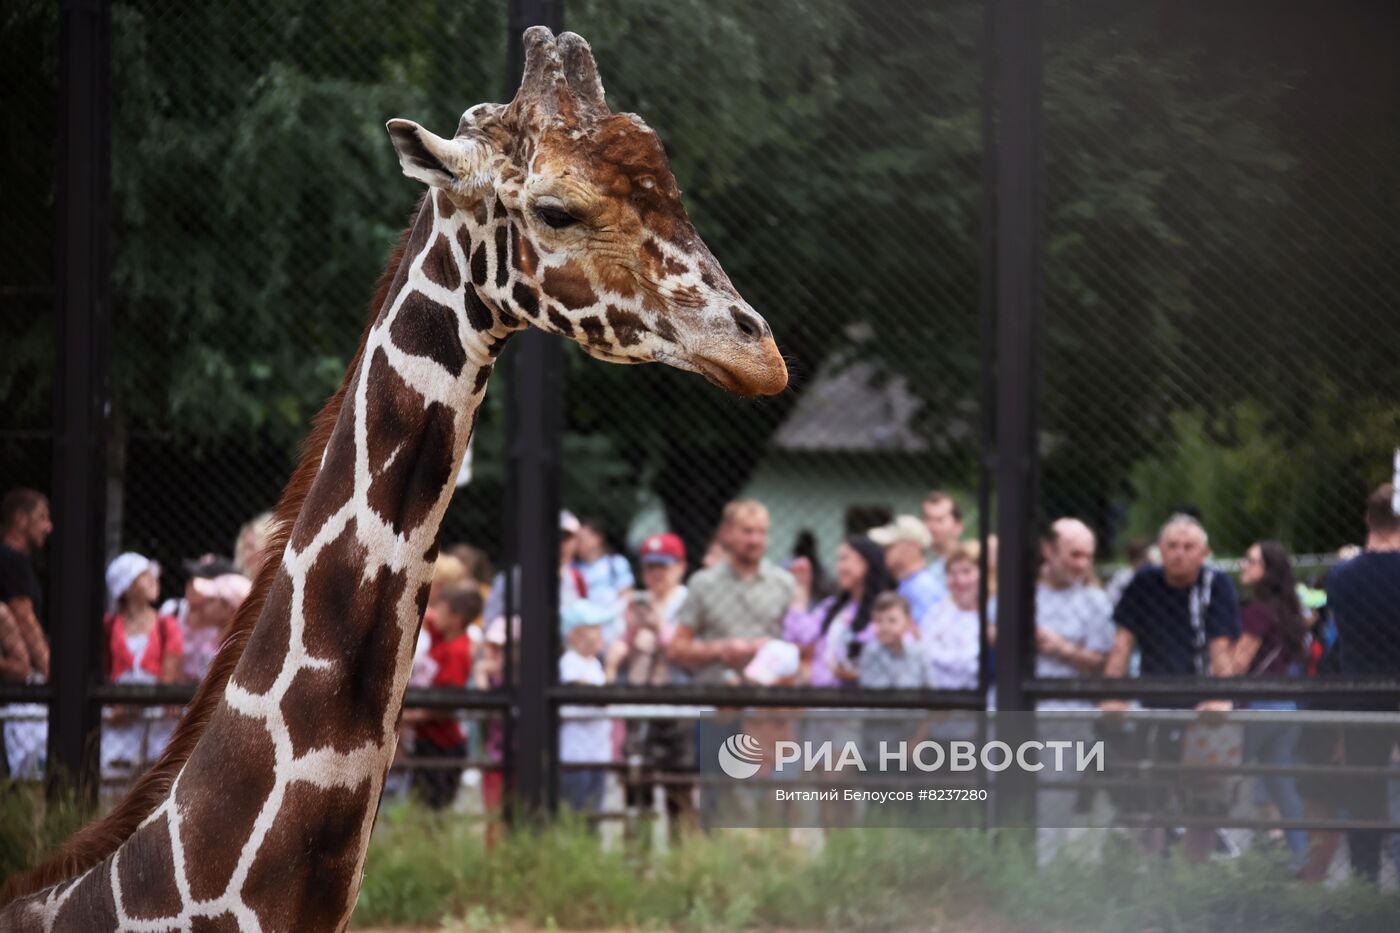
(1, 192, 519, 933)
(193, 190, 513, 928)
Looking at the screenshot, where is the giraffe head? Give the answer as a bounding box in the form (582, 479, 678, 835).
(386, 27, 787, 397)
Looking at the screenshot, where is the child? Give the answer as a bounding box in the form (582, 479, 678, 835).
(858, 592, 928, 689)
(411, 582, 480, 810)
(182, 573, 252, 683)
(410, 555, 471, 687)
(858, 593, 927, 799)
(559, 600, 612, 815)
(475, 615, 518, 849)
(604, 593, 669, 687)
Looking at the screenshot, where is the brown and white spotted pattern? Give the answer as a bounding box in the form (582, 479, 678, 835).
(1, 27, 786, 933)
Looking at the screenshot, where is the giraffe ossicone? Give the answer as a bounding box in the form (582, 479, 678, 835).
(0, 26, 785, 933)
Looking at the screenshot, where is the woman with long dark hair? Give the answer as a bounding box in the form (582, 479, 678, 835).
(1230, 539, 1309, 868)
(783, 536, 894, 686)
(1231, 540, 1308, 676)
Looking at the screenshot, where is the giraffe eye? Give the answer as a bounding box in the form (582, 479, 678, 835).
(534, 205, 579, 229)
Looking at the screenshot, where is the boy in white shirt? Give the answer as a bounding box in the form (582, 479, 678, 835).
(559, 600, 612, 814)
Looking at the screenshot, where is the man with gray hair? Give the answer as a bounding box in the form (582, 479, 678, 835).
(1034, 518, 1114, 686)
(1101, 514, 1240, 862)
(1103, 513, 1239, 691)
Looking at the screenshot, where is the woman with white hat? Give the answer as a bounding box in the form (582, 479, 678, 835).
(102, 552, 183, 778)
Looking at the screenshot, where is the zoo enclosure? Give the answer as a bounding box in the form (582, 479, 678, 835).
(1, 0, 1399, 818)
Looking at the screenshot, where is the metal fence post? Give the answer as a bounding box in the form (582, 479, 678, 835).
(989, 0, 1044, 830)
(49, 0, 112, 796)
(504, 0, 565, 818)
(990, 0, 1043, 716)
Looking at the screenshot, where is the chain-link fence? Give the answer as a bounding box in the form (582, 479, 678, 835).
(1036, 1, 1400, 692)
(2, 0, 1398, 873)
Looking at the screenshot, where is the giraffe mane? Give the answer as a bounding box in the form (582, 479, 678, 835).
(0, 200, 426, 908)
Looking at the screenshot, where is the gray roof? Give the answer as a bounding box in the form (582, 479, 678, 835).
(772, 359, 928, 453)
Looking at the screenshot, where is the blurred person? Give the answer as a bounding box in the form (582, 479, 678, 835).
(408, 582, 477, 810)
(0, 488, 50, 668)
(1228, 540, 1309, 869)
(1326, 483, 1400, 882)
(473, 616, 518, 693)
(920, 490, 966, 589)
(559, 600, 612, 815)
(410, 554, 470, 688)
(858, 593, 928, 689)
(1030, 519, 1114, 686)
(0, 604, 31, 683)
(448, 543, 494, 645)
(0, 489, 50, 779)
(159, 554, 237, 628)
(783, 536, 894, 686)
(1103, 514, 1239, 690)
(1105, 536, 1153, 606)
(482, 510, 589, 632)
(427, 553, 469, 610)
(920, 542, 990, 689)
(668, 500, 794, 684)
(574, 516, 635, 614)
(179, 573, 251, 684)
(788, 528, 834, 609)
(637, 532, 689, 628)
(625, 533, 697, 832)
(447, 543, 494, 591)
(475, 614, 518, 848)
(857, 593, 928, 794)
(869, 514, 944, 622)
(1020, 519, 1115, 864)
(606, 593, 669, 686)
(102, 553, 183, 773)
(232, 510, 276, 578)
(0, 604, 40, 778)
(1102, 514, 1239, 862)
(607, 591, 697, 834)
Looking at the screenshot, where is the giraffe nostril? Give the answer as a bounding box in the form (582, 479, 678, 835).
(730, 307, 764, 341)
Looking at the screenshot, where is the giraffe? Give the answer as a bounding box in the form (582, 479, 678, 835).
(0, 27, 786, 932)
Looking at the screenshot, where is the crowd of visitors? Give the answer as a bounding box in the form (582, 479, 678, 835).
(1, 480, 1397, 878)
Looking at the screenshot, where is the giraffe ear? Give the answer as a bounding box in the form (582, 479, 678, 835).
(386, 119, 491, 192)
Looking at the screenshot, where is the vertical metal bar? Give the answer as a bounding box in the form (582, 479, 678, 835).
(988, 0, 1044, 834)
(991, 0, 1043, 717)
(975, 0, 998, 704)
(975, 0, 1000, 832)
(504, 0, 565, 818)
(49, 0, 112, 796)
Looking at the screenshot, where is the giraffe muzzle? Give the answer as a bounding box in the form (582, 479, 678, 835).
(694, 338, 788, 397)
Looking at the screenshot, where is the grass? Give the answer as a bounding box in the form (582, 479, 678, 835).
(5, 784, 1395, 931)
(0, 778, 87, 885)
(353, 805, 1400, 932)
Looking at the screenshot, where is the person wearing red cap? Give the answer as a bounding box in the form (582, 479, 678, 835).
(624, 531, 696, 833)
(638, 532, 689, 629)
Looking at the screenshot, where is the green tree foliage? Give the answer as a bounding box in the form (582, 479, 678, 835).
(107, 0, 505, 446)
(3, 0, 1395, 560)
